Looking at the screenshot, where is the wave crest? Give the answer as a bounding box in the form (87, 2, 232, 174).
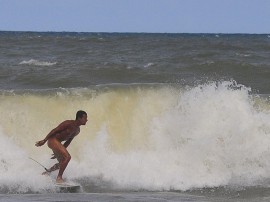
(19, 59, 57, 66)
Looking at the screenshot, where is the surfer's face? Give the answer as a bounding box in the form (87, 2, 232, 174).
(79, 114, 88, 125)
(81, 114, 88, 125)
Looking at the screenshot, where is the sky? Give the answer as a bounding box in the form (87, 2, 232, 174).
(0, 0, 270, 34)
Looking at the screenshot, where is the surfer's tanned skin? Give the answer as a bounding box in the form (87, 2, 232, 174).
(35, 110, 87, 183)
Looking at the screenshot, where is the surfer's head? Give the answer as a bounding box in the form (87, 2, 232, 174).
(76, 110, 87, 120)
(76, 110, 88, 125)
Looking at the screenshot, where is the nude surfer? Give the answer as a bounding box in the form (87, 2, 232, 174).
(35, 110, 87, 183)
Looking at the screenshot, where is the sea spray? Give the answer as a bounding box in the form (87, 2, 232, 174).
(0, 128, 54, 193)
(1, 81, 270, 192)
(74, 82, 270, 191)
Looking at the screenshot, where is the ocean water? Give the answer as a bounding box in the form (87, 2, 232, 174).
(1, 32, 270, 201)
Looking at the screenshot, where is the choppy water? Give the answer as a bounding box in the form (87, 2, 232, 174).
(1, 32, 270, 92)
(1, 32, 270, 201)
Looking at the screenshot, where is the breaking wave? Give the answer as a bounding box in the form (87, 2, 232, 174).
(1, 81, 270, 193)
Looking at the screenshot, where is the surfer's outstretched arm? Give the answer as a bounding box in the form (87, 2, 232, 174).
(35, 121, 70, 147)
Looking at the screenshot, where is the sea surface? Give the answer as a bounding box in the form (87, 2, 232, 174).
(1, 31, 270, 201)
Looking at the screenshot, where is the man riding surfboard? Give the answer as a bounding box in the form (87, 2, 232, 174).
(35, 110, 87, 183)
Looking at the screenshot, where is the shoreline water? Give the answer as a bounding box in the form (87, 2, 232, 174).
(2, 188, 270, 202)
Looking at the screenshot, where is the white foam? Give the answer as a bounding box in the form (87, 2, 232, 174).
(19, 59, 57, 66)
(2, 81, 270, 192)
(143, 63, 154, 68)
(72, 81, 270, 191)
(0, 128, 54, 193)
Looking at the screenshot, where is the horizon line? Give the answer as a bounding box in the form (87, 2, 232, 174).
(0, 30, 270, 35)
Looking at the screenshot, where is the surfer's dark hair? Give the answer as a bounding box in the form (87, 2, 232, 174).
(76, 110, 87, 120)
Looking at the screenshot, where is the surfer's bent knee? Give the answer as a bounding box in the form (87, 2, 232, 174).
(62, 152, 71, 162)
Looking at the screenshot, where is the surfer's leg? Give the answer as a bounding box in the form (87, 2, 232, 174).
(55, 150, 71, 183)
(41, 163, 60, 175)
(47, 138, 71, 183)
(46, 163, 60, 173)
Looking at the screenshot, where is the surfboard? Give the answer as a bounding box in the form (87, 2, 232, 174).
(29, 157, 81, 192)
(55, 183, 81, 193)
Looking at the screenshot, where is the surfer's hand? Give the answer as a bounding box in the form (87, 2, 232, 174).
(35, 140, 46, 147)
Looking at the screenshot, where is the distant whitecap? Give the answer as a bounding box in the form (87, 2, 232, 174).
(143, 63, 154, 68)
(19, 59, 57, 66)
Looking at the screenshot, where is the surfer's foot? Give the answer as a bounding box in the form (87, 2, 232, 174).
(56, 177, 64, 184)
(42, 171, 50, 176)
